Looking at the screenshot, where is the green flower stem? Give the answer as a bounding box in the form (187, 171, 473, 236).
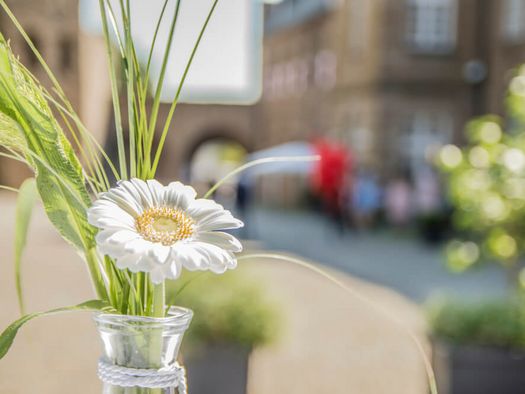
(152, 282, 165, 318)
(86, 248, 109, 302)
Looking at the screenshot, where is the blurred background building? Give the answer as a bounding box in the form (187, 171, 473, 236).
(2, 0, 525, 189)
(258, 0, 525, 177)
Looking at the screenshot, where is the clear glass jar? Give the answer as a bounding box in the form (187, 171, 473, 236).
(94, 307, 193, 394)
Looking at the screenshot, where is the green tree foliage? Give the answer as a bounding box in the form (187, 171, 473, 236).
(438, 66, 525, 276)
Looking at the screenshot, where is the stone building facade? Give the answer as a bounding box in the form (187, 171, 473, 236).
(257, 0, 525, 177)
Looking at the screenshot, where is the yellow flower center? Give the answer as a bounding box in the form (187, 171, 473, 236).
(135, 207, 194, 246)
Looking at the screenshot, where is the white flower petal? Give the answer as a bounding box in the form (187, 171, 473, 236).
(164, 182, 196, 209)
(124, 238, 152, 254)
(115, 254, 136, 270)
(150, 267, 166, 284)
(92, 216, 135, 231)
(88, 201, 137, 227)
(134, 254, 155, 273)
(194, 232, 242, 252)
(186, 199, 224, 220)
(163, 259, 182, 280)
(185, 242, 237, 273)
(163, 181, 184, 206)
(106, 230, 140, 245)
(116, 181, 146, 210)
(102, 189, 143, 217)
(130, 178, 154, 208)
(197, 212, 244, 231)
(172, 242, 207, 271)
(146, 179, 164, 206)
(148, 244, 171, 265)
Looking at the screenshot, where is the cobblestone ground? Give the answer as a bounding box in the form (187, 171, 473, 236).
(0, 195, 432, 393)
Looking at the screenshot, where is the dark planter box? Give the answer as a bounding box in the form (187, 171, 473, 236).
(433, 340, 525, 394)
(185, 344, 251, 394)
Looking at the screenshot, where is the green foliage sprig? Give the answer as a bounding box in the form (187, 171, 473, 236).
(427, 297, 525, 348)
(0, 0, 220, 358)
(0, 0, 219, 318)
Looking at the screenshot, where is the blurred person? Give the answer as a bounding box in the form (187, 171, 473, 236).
(384, 172, 413, 227)
(414, 166, 441, 215)
(235, 179, 251, 237)
(414, 166, 448, 243)
(342, 163, 355, 229)
(311, 140, 350, 234)
(352, 169, 382, 230)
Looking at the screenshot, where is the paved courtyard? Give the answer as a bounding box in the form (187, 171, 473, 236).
(244, 207, 509, 302)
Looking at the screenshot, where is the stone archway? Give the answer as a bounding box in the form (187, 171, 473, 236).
(154, 103, 254, 182)
(186, 135, 249, 198)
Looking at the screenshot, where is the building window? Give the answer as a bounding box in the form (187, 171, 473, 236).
(265, 0, 338, 33)
(405, 0, 457, 54)
(502, 0, 525, 43)
(401, 111, 453, 171)
(314, 50, 337, 90)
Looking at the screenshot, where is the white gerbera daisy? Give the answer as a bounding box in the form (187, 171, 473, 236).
(87, 178, 243, 284)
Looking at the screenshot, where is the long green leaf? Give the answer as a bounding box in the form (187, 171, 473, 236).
(0, 299, 109, 360)
(0, 112, 26, 155)
(14, 178, 38, 316)
(0, 37, 107, 301)
(0, 36, 95, 251)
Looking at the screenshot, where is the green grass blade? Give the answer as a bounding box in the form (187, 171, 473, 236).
(99, 0, 127, 179)
(145, 0, 170, 83)
(150, 0, 219, 177)
(0, 185, 18, 193)
(14, 178, 38, 316)
(147, 0, 181, 151)
(0, 299, 109, 360)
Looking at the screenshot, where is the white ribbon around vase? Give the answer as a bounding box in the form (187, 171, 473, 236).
(97, 358, 188, 393)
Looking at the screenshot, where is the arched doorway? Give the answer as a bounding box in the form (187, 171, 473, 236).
(188, 137, 248, 207)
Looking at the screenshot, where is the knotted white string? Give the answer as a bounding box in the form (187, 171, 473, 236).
(98, 358, 187, 392)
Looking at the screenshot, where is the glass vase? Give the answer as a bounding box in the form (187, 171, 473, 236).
(94, 307, 193, 394)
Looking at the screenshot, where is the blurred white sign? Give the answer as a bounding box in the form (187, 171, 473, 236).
(79, 0, 263, 104)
